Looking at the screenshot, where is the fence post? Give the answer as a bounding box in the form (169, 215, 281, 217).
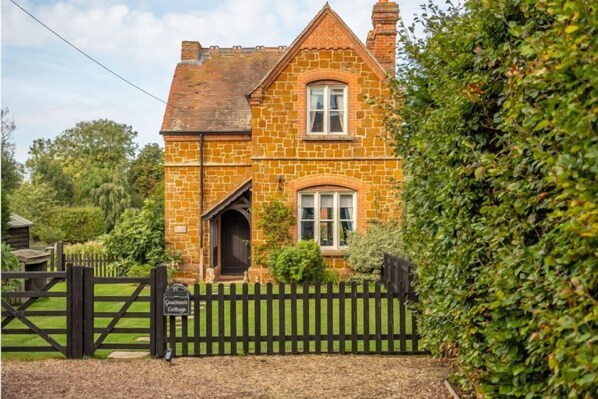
(67, 265, 84, 359)
(152, 264, 168, 357)
(83, 266, 95, 357)
(56, 241, 64, 271)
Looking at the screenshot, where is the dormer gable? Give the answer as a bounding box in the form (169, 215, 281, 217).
(248, 3, 388, 105)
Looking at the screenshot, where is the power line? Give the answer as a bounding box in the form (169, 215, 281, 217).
(8, 0, 167, 104)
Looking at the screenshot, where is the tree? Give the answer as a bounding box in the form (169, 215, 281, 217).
(26, 139, 74, 204)
(92, 169, 131, 231)
(1, 188, 10, 238)
(1, 109, 23, 193)
(25, 119, 138, 203)
(128, 143, 164, 207)
(8, 182, 59, 242)
(388, 1, 597, 397)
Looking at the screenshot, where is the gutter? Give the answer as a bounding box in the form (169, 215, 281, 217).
(199, 133, 205, 281)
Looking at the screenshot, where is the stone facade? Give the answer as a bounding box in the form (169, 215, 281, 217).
(162, 1, 400, 282)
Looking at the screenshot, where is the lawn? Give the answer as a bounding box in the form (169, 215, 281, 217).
(2, 282, 415, 360)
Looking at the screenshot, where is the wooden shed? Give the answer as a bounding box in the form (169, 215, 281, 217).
(6, 213, 32, 250)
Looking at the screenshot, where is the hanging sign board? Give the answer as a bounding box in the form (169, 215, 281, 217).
(163, 284, 190, 316)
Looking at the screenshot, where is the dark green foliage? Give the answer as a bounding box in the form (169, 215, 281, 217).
(388, 1, 597, 397)
(1, 188, 10, 238)
(269, 241, 335, 283)
(103, 200, 168, 266)
(1, 109, 23, 193)
(128, 143, 164, 207)
(254, 195, 296, 265)
(52, 207, 106, 243)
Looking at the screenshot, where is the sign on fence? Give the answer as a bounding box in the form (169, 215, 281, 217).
(164, 284, 190, 316)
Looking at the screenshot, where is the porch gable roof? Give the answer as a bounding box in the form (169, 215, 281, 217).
(201, 179, 252, 220)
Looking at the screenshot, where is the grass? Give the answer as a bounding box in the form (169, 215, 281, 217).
(2, 282, 415, 360)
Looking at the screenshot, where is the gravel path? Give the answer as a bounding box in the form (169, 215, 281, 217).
(2, 355, 450, 399)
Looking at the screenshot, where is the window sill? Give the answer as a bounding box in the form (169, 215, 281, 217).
(302, 135, 354, 142)
(320, 248, 347, 257)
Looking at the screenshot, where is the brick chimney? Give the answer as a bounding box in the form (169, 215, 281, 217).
(367, 0, 399, 74)
(181, 41, 201, 61)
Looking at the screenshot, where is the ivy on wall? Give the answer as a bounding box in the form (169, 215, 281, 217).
(387, 1, 597, 397)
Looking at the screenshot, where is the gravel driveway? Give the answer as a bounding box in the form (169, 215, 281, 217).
(2, 355, 450, 399)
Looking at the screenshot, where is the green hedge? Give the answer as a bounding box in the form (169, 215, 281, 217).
(387, 1, 597, 397)
(52, 206, 106, 242)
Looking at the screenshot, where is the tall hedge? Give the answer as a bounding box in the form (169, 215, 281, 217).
(53, 206, 106, 243)
(388, 1, 597, 397)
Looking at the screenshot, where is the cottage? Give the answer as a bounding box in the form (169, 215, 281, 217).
(161, 1, 401, 282)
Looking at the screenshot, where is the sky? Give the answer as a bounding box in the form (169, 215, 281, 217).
(1, 0, 442, 164)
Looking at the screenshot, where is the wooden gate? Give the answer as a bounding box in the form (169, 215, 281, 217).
(2, 267, 70, 357)
(87, 266, 167, 357)
(2, 264, 169, 358)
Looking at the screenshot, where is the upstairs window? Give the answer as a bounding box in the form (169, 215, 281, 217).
(299, 191, 356, 249)
(307, 83, 347, 135)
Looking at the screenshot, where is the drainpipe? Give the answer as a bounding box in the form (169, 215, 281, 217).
(199, 133, 205, 281)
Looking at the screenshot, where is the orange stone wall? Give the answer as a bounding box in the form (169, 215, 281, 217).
(164, 134, 252, 280)
(249, 48, 402, 282)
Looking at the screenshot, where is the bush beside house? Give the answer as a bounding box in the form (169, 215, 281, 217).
(388, 1, 597, 397)
(345, 222, 402, 281)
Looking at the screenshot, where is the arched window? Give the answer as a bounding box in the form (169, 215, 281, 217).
(298, 189, 356, 248)
(307, 82, 347, 135)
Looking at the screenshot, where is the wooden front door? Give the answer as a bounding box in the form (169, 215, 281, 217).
(220, 210, 250, 275)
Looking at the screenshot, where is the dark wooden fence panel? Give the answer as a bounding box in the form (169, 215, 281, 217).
(163, 278, 425, 358)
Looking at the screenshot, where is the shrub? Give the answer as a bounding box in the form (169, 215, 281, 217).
(1, 243, 21, 292)
(345, 222, 402, 280)
(127, 264, 153, 277)
(51, 206, 106, 242)
(268, 241, 335, 283)
(63, 241, 106, 256)
(387, 1, 597, 397)
(103, 199, 168, 265)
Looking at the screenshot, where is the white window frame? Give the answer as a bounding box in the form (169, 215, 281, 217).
(298, 191, 357, 249)
(307, 84, 348, 135)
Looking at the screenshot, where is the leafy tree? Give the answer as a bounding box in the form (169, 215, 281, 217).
(26, 139, 74, 204)
(1, 188, 10, 238)
(128, 143, 164, 207)
(8, 182, 58, 241)
(92, 169, 131, 231)
(388, 1, 597, 397)
(25, 119, 138, 203)
(1, 109, 23, 193)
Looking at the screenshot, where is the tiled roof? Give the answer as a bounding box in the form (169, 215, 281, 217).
(161, 48, 285, 133)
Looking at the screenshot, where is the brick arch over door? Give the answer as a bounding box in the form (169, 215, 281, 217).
(286, 175, 369, 241)
(296, 69, 359, 136)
